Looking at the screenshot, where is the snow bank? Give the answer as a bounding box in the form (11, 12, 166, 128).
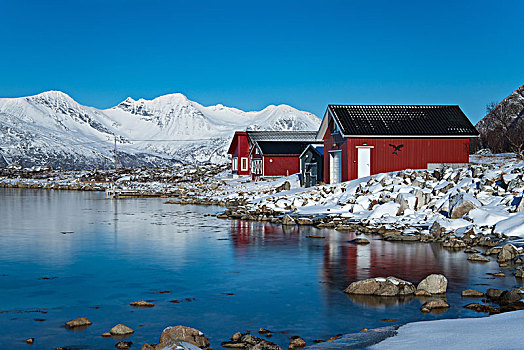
(494, 212, 524, 237)
(467, 207, 511, 227)
(371, 311, 524, 350)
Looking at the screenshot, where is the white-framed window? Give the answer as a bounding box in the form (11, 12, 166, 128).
(255, 148, 259, 155)
(241, 157, 248, 171)
(232, 157, 238, 171)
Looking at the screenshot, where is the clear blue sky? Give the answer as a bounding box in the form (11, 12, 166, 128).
(0, 0, 522, 123)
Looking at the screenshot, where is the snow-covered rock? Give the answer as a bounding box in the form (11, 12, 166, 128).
(449, 192, 481, 218)
(344, 277, 416, 296)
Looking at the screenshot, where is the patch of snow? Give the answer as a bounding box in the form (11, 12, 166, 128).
(494, 212, 524, 238)
(368, 202, 400, 219)
(371, 311, 524, 350)
(466, 207, 511, 227)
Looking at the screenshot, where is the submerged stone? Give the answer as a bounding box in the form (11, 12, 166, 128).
(65, 317, 92, 329)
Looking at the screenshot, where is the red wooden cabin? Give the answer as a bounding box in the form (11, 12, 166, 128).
(227, 131, 251, 177)
(316, 105, 479, 184)
(227, 131, 318, 179)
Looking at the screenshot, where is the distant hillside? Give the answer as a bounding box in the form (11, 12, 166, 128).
(0, 91, 321, 169)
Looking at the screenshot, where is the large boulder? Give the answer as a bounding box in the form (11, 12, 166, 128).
(515, 266, 524, 278)
(429, 220, 445, 239)
(344, 276, 415, 296)
(288, 337, 306, 349)
(499, 289, 524, 305)
(416, 274, 448, 294)
(498, 243, 519, 263)
(449, 193, 481, 219)
(281, 214, 296, 226)
(159, 326, 210, 350)
(486, 288, 504, 300)
(414, 189, 432, 210)
(395, 193, 416, 214)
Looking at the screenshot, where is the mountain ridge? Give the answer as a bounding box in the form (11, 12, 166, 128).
(0, 91, 321, 169)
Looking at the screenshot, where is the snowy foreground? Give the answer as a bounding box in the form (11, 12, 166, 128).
(371, 310, 524, 350)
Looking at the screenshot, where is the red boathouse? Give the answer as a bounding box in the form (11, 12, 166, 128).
(316, 105, 479, 184)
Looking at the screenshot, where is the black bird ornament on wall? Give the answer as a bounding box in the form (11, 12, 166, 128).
(389, 144, 404, 155)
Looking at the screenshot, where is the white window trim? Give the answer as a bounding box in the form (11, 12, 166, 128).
(232, 157, 238, 171)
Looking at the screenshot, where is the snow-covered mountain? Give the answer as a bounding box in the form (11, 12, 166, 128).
(0, 91, 321, 169)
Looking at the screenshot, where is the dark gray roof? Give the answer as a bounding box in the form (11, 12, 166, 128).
(328, 105, 479, 136)
(257, 141, 316, 155)
(247, 130, 318, 142)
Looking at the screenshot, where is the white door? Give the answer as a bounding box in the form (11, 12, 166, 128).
(357, 147, 371, 178)
(330, 151, 341, 184)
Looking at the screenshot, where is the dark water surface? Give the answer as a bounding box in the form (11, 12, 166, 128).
(0, 188, 519, 349)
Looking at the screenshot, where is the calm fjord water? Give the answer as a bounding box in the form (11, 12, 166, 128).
(0, 188, 518, 349)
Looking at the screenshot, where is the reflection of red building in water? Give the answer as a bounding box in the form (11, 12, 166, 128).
(230, 220, 301, 252)
(321, 235, 469, 289)
(229, 221, 468, 290)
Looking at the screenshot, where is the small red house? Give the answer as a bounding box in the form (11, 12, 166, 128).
(227, 131, 318, 179)
(317, 105, 479, 184)
(227, 131, 251, 177)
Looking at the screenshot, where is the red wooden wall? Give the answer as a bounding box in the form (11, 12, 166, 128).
(323, 120, 348, 184)
(322, 119, 470, 183)
(346, 137, 469, 181)
(231, 132, 251, 176)
(263, 155, 301, 177)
